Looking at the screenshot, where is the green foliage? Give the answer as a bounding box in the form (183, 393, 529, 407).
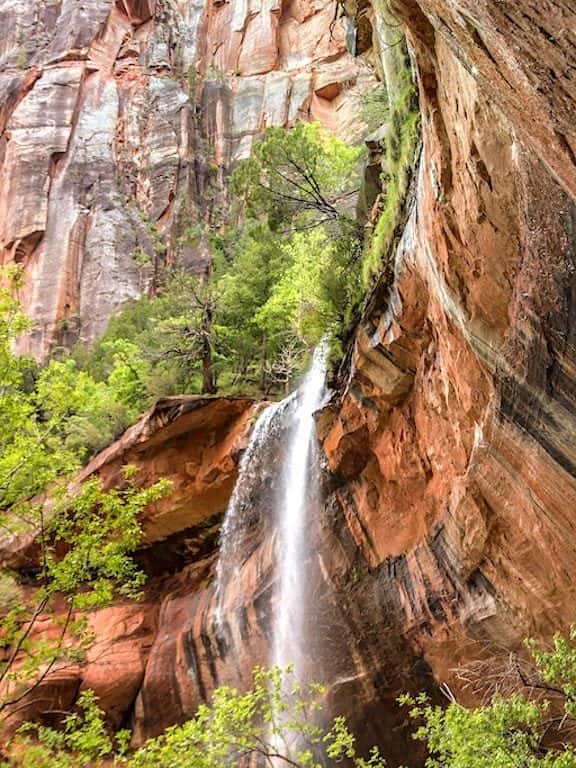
(15, 45, 27, 70)
(3, 690, 128, 768)
(528, 628, 576, 718)
(400, 692, 544, 768)
(37, 357, 131, 458)
(0, 285, 78, 509)
(401, 626, 576, 768)
(223, 125, 361, 360)
(3, 668, 385, 768)
(76, 124, 365, 399)
(360, 85, 390, 133)
(0, 281, 172, 716)
(131, 666, 384, 768)
(214, 222, 288, 391)
(0, 471, 171, 708)
(231, 122, 363, 231)
(75, 272, 217, 405)
(44, 471, 171, 609)
(132, 247, 152, 267)
(254, 228, 337, 344)
(362, 60, 420, 287)
(230, 123, 365, 358)
(0, 285, 136, 508)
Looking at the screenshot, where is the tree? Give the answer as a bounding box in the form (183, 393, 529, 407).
(231, 122, 363, 236)
(400, 626, 576, 768)
(214, 222, 286, 392)
(255, 228, 342, 345)
(72, 126, 366, 401)
(0, 470, 171, 716)
(2, 667, 386, 768)
(229, 123, 366, 357)
(154, 274, 217, 395)
(0, 280, 172, 717)
(77, 273, 219, 400)
(0, 284, 78, 509)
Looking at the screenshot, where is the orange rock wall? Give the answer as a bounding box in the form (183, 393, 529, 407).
(0, 0, 368, 358)
(2, 0, 576, 765)
(319, 0, 576, 735)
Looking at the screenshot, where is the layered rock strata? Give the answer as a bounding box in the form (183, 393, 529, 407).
(128, 0, 576, 759)
(0, 395, 261, 733)
(0, 0, 369, 358)
(2, 0, 576, 765)
(319, 0, 576, 742)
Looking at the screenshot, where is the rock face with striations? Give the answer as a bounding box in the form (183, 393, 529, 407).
(317, 0, 576, 755)
(2, 0, 576, 765)
(123, 0, 576, 760)
(0, 395, 262, 733)
(0, 0, 368, 359)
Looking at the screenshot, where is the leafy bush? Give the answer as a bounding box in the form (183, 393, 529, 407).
(0, 471, 171, 714)
(401, 626, 576, 768)
(2, 668, 385, 768)
(2, 690, 128, 768)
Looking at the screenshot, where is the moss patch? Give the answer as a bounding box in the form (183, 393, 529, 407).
(360, 13, 421, 288)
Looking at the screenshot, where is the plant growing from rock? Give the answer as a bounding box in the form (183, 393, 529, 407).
(231, 122, 363, 237)
(0, 470, 171, 717)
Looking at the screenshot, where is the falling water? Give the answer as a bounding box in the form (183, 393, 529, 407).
(214, 342, 328, 677)
(271, 341, 328, 675)
(215, 398, 289, 625)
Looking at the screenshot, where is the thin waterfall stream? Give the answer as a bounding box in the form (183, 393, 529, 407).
(214, 396, 290, 626)
(271, 342, 328, 675)
(214, 343, 328, 674)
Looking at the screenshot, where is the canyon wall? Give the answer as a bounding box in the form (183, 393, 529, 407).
(0, 0, 369, 358)
(122, 0, 576, 760)
(319, 0, 576, 746)
(2, 0, 576, 766)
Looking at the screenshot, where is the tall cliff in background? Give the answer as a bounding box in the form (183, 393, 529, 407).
(1, 1, 576, 766)
(0, 0, 370, 358)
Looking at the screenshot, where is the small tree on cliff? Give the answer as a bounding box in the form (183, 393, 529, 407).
(0, 279, 172, 718)
(231, 122, 363, 238)
(0, 471, 171, 718)
(400, 626, 576, 767)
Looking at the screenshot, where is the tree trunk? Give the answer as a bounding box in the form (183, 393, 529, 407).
(201, 304, 216, 394)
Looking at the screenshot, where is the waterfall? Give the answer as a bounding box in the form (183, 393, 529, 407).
(214, 342, 327, 676)
(271, 342, 327, 675)
(215, 398, 288, 626)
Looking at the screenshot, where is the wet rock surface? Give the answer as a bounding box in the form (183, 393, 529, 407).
(1, 0, 576, 764)
(318, 0, 576, 750)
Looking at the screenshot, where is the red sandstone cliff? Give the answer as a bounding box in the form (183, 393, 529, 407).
(317, 0, 576, 755)
(125, 0, 576, 759)
(0, 0, 368, 358)
(1, 0, 576, 765)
